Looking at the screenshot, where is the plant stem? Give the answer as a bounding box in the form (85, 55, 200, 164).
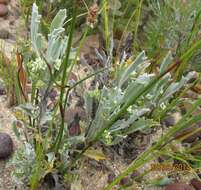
(133, 0, 144, 47)
(63, 26, 89, 110)
(103, 0, 110, 51)
(176, 38, 201, 79)
(53, 4, 77, 154)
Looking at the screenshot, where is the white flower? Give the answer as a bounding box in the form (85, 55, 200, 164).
(160, 102, 166, 110)
(31, 58, 46, 72)
(146, 93, 153, 99)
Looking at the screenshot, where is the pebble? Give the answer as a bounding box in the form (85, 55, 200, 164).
(190, 178, 201, 190)
(0, 87, 6, 95)
(119, 176, 130, 186)
(0, 28, 9, 39)
(0, 0, 8, 4)
(0, 4, 8, 17)
(165, 182, 193, 190)
(130, 170, 140, 179)
(0, 132, 13, 159)
(107, 173, 116, 183)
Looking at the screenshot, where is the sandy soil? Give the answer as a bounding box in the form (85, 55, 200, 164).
(0, 95, 18, 190)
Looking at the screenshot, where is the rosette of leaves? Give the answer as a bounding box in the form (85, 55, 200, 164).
(85, 51, 195, 145)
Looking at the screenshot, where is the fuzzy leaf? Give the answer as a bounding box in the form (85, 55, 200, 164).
(50, 9, 67, 33)
(31, 3, 45, 56)
(159, 71, 196, 103)
(160, 51, 173, 74)
(119, 51, 147, 88)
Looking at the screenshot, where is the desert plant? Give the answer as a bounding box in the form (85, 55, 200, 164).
(11, 1, 201, 190)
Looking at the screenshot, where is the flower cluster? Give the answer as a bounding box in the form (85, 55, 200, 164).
(28, 58, 46, 73)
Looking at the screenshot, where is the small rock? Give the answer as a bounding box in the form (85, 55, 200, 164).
(178, 122, 201, 143)
(0, 29, 9, 39)
(9, 16, 15, 25)
(161, 116, 176, 127)
(0, 132, 13, 159)
(130, 170, 140, 179)
(120, 176, 130, 186)
(0, 0, 9, 4)
(0, 87, 6, 95)
(190, 178, 201, 190)
(0, 4, 8, 17)
(107, 173, 116, 183)
(165, 182, 193, 190)
(161, 112, 181, 127)
(0, 80, 6, 95)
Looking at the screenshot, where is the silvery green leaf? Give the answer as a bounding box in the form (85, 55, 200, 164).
(136, 73, 155, 84)
(87, 112, 108, 141)
(69, 48, 76, 60)
(31, 3, 68, 66)
(31, 3, 41, 44)
(95, 48, 104, 62)
(35, 33, 46, 51)
(40, 112, 52, 125)
(122, 118, 156, 135)
(66, 135, 85, 146)
(151, 73, 171, 103)
(12, 121, 21, 140)
(31, 3, 45, 56)
(159, 71, 196, 103)
(86, 87, 109, 140)
(135, 59, 151, 74)
(46, 152, 56, 163)
(50, 9, 67, 33)
(24, 142, 35, 158)
(17, 103, 37, 117)
(60, 36, 69, 57)
(160, 51, 173, 74)
(122, 82, 143, 104)
(51, 37, 63, 62)
(110, 108, 150, 133)
(109, 0, 123, 16)
(84, 92, 94, 120)
(109, 0, 121, 10)
(112, 10, 123, 16)
(46, 28, 66, 63)
(119, 51, 147, 87)
(122, 73, 154, 104)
